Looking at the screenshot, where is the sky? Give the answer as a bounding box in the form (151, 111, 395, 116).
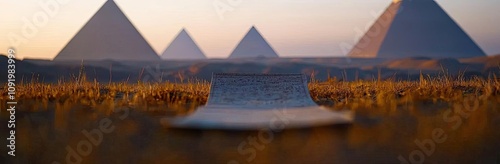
(1, 0, 499, 60)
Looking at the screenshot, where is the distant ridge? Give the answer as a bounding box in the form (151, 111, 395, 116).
(228, 26, 279, 59)
(348, 0, 486, 59)
(161, 28, 207, 60)
(54, 0, 159, 61)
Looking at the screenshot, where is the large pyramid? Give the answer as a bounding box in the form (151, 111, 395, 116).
(228, 26, 279, 59)
(54, 0, 159, 61)
(348, 0, 486, 59)
(161, 29, 207, 60)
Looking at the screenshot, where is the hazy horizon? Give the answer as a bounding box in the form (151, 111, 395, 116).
(1, 0, 499, 60)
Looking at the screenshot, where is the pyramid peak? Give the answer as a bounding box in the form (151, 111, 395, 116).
(394, 0, 435, 3)
(101, 0, 120, 10)
(104, 0, 116, 4)
(228, 26, 279, 59)
(248, 26, 261, 34)
(54, 0, 159, 61)
(161, 28, 206, 60)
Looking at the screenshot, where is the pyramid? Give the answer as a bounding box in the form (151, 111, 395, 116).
(54, 0, 159, 61)
(228, 26, 279, 59)
(161, 29, 207, 60)
(348, 0, 486, 59)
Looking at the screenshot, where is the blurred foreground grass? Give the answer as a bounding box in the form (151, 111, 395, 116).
(1, 76, 500, 163)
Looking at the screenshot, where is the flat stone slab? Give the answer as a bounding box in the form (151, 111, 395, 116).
(206, 73, 317, 108)
(165, 73, 353, 130)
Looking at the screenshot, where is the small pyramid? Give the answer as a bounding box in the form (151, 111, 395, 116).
(228, 26, 279, 59)
(348, 0, 486, 58)
(161, 28, 207, 60)
(54, 0, 159, 61)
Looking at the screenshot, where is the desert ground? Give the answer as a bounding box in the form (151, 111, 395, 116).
(1, 55, 499, 83)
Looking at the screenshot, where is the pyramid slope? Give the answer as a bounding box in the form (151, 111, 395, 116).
(348, 2, 402, 58)
(349, 0, 486, 59)
(54, 0, 159, 61)
(161, 29, 207, 60)
(229, 26, 279, 59)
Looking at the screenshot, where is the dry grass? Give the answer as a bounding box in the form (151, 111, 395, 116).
(310, 76, 499, 111)
(1, 75, 499, 115)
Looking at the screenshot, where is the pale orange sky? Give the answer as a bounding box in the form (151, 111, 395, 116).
(1, 0, 499, 59)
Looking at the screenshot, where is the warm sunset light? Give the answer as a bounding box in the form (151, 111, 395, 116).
(1, 1, 499, 164)
(1, 0, 499, 60)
